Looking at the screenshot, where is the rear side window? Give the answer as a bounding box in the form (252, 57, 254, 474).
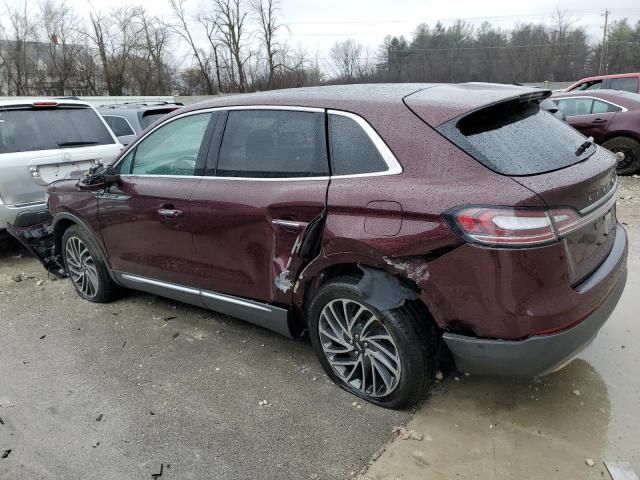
(592, 100, 621, 114)
(438, 100, 595, 176)
(140, 109, 177, 130)
(103, 115, 135, 137)
(127, 113, 212, 176)
(0, 106, 114, 154)
(329, 114, 389, 175)
(217, 110, 328, 178)
(610, 77, 639, 93)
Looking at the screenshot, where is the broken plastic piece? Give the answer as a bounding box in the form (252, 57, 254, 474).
(6, 222, 65, 276)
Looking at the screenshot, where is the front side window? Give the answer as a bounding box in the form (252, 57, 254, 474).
(103, 115, 135, 137)
(556, 98, 594, 117)
(217, 110, 328, 178)
(0, 106, 115, 154)
(329, 114, 389, 175)
(125, 113, 211, 176)
(610, 77, 639, 93)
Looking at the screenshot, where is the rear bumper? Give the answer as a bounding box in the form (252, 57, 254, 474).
(443, 225, 628, 377)
(0, 201, 49, 231)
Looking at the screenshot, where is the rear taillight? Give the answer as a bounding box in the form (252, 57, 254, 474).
(445, 206, 582, 248)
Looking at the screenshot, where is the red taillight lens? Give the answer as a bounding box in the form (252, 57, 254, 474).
(445, 206, 587, 247)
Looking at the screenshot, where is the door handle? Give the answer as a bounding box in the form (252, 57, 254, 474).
(158, 208, 182, 219)
(591, 118, 607, 124)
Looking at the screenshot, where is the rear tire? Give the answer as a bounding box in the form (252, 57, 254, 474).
(602, 137, 640, 176)
(308, 275, 437, 409)
(61, 225, 119, 303)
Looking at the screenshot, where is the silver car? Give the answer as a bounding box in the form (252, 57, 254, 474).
(0, 99, 122, 244)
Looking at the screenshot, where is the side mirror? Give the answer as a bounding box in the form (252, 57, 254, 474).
(77, 164, 119, 191)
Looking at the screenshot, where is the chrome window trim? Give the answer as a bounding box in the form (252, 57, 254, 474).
(555, 96, 628, 114)
(101, 114, 136, 136)
(114, 105, 403, 181)
(327, 109, 403, 178)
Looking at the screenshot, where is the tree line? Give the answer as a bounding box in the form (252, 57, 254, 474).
(0, 2, 638, 97)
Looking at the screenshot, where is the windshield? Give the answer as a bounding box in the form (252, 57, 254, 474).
(437, 100, 595, 176)
(0, 105, 115, 154)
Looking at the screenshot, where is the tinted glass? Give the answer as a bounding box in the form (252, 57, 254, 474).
(556, 98, 593, 117)
(103, 115, 135, 136)
(140, 109, 178, 130)
(438, 100, 595, 176)
(0, 106, 115, 154)
(329, 114, 388, 175)
(130, 113, 211, 176)
(217, 110, 328, 178)
(591, 100, 620, 114)
(610, 77, 639, 93)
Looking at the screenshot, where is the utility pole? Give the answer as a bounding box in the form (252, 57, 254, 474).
(599, 9, 610, 75)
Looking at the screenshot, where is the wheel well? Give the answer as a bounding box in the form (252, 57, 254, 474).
(53, 219, 75, 255)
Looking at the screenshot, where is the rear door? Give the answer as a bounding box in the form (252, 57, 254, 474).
(99, 111, 216, 286)
(189, 107, 329, 304)
(556, 97, 621, 142)
(0, 102, 120, 207)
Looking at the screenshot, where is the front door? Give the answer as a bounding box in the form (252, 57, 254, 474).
(99, 112, 216, 287)
(189, 108, 330, 304)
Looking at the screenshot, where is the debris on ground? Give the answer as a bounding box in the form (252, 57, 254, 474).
(95, 413, 103, 422)
(1, 449, 11, 459)
(392, 426, 424, 441)
(11, 274, 22, 282)
(585, 458, 595, 467)
(571, 389, 581, 396)
(172, 332, 180, 339)
(92, 442, 100, 448)
(0, 416, 4, 424)
(258, 400, 268, 406)
(39, 335, 46, 340)
(151, 463, 165, 479)
(435, 371, 444, 381)
(149, 411, 156, 416)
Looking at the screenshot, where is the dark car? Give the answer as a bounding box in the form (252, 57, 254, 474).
(98, 102, 183, 145)
(10, 84, 628, 409)
(552, 90, 640, 175)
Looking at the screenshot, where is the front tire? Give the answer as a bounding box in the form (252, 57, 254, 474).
(308, 275, 436, 409)
(62, 225, 119, 303)
(602, 136, 640, 176)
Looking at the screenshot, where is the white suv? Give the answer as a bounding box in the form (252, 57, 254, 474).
(0, 99, 122, 245)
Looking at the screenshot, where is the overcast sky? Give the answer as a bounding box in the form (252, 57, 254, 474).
(70, 0, 640, 70)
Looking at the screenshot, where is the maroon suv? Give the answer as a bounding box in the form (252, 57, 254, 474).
(10, 83, 628, 409)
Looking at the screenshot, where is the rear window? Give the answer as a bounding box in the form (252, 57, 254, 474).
(0, 105, 114, 154)
(437, 100, 595, 176)
(140, 109, 176, 130)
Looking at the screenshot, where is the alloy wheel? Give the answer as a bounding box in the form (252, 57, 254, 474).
(319, 298, 401, 398)
(65, 236, 99, 298)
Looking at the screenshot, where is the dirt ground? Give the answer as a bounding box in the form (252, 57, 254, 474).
(0, 177, 638, 480)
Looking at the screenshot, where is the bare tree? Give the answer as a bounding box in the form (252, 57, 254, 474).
(134, 8, 171, 94)
(214, 0, 249, 92)
(251, 0, 283, 89)
(0, 0, 39, 95)
(329, 39, 371, 81)
(169, 0, 216, 94)
(40, 0, 84, 95)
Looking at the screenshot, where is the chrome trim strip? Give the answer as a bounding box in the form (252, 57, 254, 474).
(555, 96, 628, 113)
(6, 200, 47, 208)
(558, 188, 618, 236)
(120, 273, 272, 313)
(271, 219, 305, 229)
(121, 274, 200, 295)
(119, 174, 331, 182)
(200, 290, 272, 313)
(579, 181, 618, 215)
(327, 109, 403, 178)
